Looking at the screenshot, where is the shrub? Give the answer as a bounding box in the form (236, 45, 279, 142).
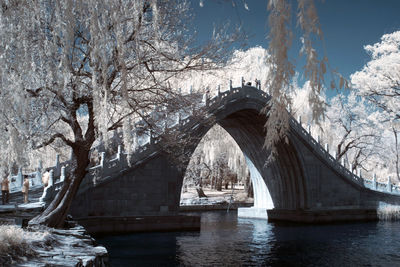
(0, 225, 49, 265)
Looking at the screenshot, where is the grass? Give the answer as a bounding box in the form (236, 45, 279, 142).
(0, 225, 50, 265)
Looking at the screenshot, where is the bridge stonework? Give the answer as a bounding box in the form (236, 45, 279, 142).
(68, 85, 400, 231)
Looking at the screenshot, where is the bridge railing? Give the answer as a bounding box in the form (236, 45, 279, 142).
(5, 79, 399, 201)
(290, 115, 398, 195)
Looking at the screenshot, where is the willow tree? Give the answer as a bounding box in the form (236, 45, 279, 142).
(0, 0, 236, 228)
(263, 0, 331, 159)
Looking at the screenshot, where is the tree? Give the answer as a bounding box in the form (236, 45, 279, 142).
(263, 0, 329, 160)
(0, 0, 236, 228)
(351, 31, 400, 180)
(326, 93, 381, 172)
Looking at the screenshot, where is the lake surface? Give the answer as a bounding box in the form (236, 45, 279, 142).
(97, 211, 400, 266)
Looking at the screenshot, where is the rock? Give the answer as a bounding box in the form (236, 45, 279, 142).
(14, 223, 109, 267)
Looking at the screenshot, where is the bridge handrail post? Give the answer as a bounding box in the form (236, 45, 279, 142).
(49, 170, 54, 187)
(69, 149, 74, 161)
(54, 154, 61, 177)
(255, 79, 261, 89)
(373, 173, 377, 190)
(164, 119, 168, 132)
(387, 176, 392, 192)
(17, 167, 23, 188)
(149, 131, 154, 145)
(325, 143, 329, 153)
(34, 169, 42, 187)
(241, 77, 244, 87)
(60, 166, 65, 182)
(100, 152, 106, 168)
(203, 91, 209, 107)
(229, 80, 232, 90)
(117, 145, 122, 161)
(217, 85, 221, 97)
(132, 131, 138, 154)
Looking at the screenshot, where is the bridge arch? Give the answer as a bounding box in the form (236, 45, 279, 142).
(181, 86, 308, 211)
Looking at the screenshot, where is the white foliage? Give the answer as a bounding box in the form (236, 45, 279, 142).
(351, 31, 400, 123)
(0, 0, 232, 175)
(170, 46, 271, 95)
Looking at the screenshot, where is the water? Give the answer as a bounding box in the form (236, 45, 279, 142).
(97, 211, 400, 266)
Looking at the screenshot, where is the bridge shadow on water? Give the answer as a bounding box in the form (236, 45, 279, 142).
(96, 211, 400, 266)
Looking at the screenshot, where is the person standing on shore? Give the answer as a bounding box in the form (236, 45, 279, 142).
(1, 174, 9, 205)
(22, 176, 29, 203)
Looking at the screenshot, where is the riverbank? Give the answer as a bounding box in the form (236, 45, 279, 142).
(0, 223, 108, 266)
(180, 186, 253, 211)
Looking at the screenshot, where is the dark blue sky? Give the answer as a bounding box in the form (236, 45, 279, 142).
(191, 0, 400, 91)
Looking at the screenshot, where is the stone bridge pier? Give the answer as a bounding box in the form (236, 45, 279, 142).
(69, 85, 400, 233)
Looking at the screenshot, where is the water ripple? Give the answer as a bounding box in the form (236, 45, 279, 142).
(97, 211, 400, 266)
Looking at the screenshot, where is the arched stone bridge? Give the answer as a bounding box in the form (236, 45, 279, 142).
(58, 83, 400, 230)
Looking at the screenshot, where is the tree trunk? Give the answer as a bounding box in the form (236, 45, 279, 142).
(29, 147, 90, 228)
(394, 128, 400, 181)
(196, 186, 207, 198)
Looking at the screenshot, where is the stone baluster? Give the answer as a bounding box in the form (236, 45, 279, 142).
(317, 135, 321, 144)
(230, 80, 233, 90)
(54, 154, 61, 177)
(217, 85, 221, 97)
(298, 115, 302, 126)
(60, 166, 65, 182)
(341, 157, 345, 167)
(325, 143, 329, 153)
(357, 168, 361, 178)
(149, 131, 154, 145)
(178, 112, 182, 125)
(35, 161, 43, 186)
(70, 149, 74, 161)
(17, 168, 23, 188)
(333, 150, 337, 160)
(308, 125, 311, 135)
(373, 174, 377, 190)
(349, 163, 353, 173)
(132, 131, 138, 153)
(117, 145, 122, 161)
(202, 91, 208, 106)
(48, 170, 54, 187)
(100, 152, 106, 168)
(38, 160, 43, 172)
(387, 176, 392, 192)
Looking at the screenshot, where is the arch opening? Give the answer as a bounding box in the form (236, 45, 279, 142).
(177, 105, 307, 216)
(179, 122, 275, 217)
(180, 124, 253, 207)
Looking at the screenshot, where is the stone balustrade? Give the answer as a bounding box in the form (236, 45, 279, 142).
(5, 79, 399, 203)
